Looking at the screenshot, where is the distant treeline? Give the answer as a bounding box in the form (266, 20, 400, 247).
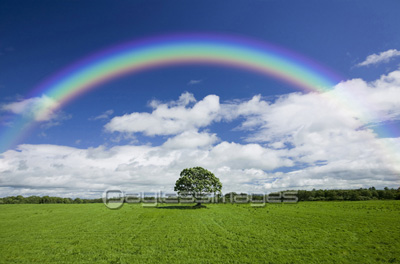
(0, 196, 103, 204)
(0, 187, 399, 204)
(296, 187, 400, 201)
(223, 187, 400, 202)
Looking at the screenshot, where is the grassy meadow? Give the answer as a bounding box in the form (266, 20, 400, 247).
(0, 200, 399, 263)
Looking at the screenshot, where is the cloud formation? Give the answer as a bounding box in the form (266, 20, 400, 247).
(162, 130, 219, 149)
(0, 140, 291, 197)
(0, 135, 398, 198)
(105, 92, 220, 136)
(357, 49, 400, 67)
(187, 79, 203, 85)
(92, 110, 114, 120)
(1, 70, 400, 197)
(1, 95, 60, 122)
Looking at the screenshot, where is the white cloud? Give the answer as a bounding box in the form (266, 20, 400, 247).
(105, 93, 220, 136)
(176, 92, 197, 106)
(92, 109, 114, 120)
(333, 71, 400, 124)
(162, 130, 219, 149)
(187, 79, 202, 85)
(227, 71, 400, 170)
(0, 134, 398, 198)
(0, 141, 291, 197)
(206, 141, 293, 170)
(357, 49, 400, 67)
(263, 143, 400, 190)
(1, 70, 400, 197)
(229, 69, 400, 134)
(148, 92, 197, 109)
(219, 95, 270, 123)
(1, 95, 60, 122)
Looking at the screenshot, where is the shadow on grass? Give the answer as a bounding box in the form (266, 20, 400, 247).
(156, 205, 207, 210)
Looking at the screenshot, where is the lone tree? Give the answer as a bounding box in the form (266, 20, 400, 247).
(174, 167, 222, 207)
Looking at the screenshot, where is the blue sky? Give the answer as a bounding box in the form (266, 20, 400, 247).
(1, 0, 400, 197)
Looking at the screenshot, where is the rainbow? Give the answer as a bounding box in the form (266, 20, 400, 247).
(1, 34, 344, 152)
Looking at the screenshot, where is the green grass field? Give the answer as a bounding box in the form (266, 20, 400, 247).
(1, 201, 399, 263)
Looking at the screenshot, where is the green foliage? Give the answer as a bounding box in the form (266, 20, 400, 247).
(0, 195, 102, 204)
(0, 201, 399, 263)
(297, 187, 400, 201)
(174, 167, 222, 197)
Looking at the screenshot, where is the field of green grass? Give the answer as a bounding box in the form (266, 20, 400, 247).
(1, 201, 399, 263)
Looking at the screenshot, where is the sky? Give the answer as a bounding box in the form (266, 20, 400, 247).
(0, 0, 400, 198)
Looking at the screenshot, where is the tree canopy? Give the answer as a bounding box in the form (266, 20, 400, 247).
(174, 167, 222, 200)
